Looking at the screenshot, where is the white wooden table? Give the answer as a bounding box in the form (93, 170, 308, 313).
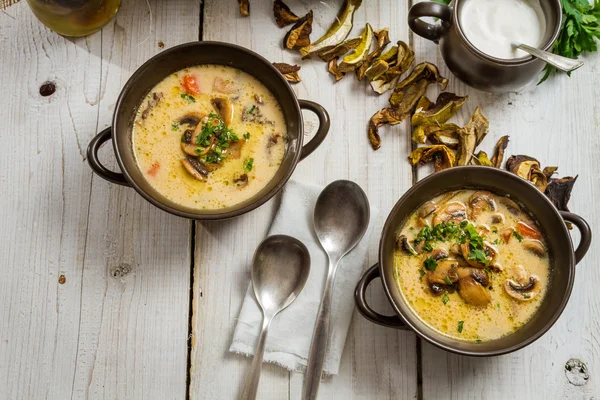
(1, 1, 598, 399)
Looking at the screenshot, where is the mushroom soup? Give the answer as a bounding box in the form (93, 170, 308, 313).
(133, 65, 286, 210)
(394, 190, 550, 341)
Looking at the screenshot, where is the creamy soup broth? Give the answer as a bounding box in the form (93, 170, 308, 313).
(394, 190, 550, 342)
(133, 65, 286, 210)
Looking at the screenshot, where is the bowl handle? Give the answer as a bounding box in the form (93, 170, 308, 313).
(298, 99, 330, 161)
(354, 264, 408, 329)
(560, 211, 592, 264)
(408, 2, 452, 43)
(87, 127, 130, 186)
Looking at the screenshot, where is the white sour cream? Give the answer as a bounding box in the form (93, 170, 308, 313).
(459, 0, 547, 59)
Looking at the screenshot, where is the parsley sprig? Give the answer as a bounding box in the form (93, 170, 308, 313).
(540, 0, 600, 83)
(194, 113, 240, 164)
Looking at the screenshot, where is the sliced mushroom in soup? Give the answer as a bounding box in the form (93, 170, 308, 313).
(393, 189, 550, 342)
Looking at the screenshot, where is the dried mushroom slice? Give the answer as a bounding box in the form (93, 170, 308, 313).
(273, 0, 300, 27)
(327, 57, 345, 81)
(299, 0, 362, 57)
(414, 95, 433, 112)
(272, 62, 302, 83)
(456, 107, 488, 166)
(356, 28, 391, 80)
(368, 107, 411, 149)
(238, 0, 249, 16)
(411, 92, 468, 127)
(412, 123, 460, 147)
(545, 175, 577, 211)
(317, 37, 362, 62)
(370, 75, 400, 94)
(383, 41, 415, 81)
(409, 145, 456, 172)
(491, 135, 509, 168)
(389, 62, 447, 108)
(364, 59, 390, 81)
(543, 166, 558, 179)
(283, 10, 313, 50)
(506, 155, 548, 191)
(338, 23, 374, 73)
(473, 150, 493, 166)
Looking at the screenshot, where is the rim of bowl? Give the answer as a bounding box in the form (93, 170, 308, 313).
(111, 41, 303, 220)
(379, 166, 575, 356)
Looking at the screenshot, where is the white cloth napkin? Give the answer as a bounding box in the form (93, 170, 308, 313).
(229, 180, 378, 375)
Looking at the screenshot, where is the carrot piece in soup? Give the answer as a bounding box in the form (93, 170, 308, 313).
(147, 162, 160, 176)
(182, 75, 200, 95)
(517, 221, 541, 239)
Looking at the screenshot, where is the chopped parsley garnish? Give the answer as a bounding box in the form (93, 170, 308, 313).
(419, 268, 426, 278)
(459, 220, 468, 228)
(442, 291, 450, 305)
(491, 226, 498, 234)
(171, 123, 179, 131)
(244, 132, 251, 140)
(193, 113, 242, 164)
(243, 157, 254, 172)
(180, 93, 196, 103)
(423, 257, 438, 271)
(248, 105, 257, 114)
(443, 276, 453, 286)
(457, 320, 464, 333)
(493, 238, 501, 245)
(513, 231, 524, 242)
(475, 339, 482, 343)
(522, 293, 531, 299)
(468, 248, 489, 265)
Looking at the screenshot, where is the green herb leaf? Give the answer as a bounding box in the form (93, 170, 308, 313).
(458, 320, 464, 333)
(443, 276, 453, 286)
(244, 132, 251, 140)
(475, 339, 482, 343)
(171, 123, 179, 131)
(424, 257, 438, 271)
(248, 105, 257, 114)
(180, 93, 196, 103)
(493, 238, 501, 245)
(243, 157, 254, 172)
(523, 293, 531, 299)
(442, 291, 450, 305)
(419, 268, 426, 278)
(513, 231, 524, 242)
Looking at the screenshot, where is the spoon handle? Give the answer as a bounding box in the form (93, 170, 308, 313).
(516, 43, 584, 73)
(240, 315, 271, 400)
(302, 262, 337, 400)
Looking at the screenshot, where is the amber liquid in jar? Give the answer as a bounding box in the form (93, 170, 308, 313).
(27, 0, 121, 37)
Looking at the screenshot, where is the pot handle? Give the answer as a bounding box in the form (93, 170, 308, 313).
(560, 211, 592, 264)
(87, 127, 130, 186)
(354, 264, 408, 329)
(408, 2, 452, 43)
(298, 99, 330, 161)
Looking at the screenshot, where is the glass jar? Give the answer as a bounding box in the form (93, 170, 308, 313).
(26, 0, 121, 37)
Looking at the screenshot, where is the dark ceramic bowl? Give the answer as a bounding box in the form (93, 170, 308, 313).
(408, 0, 562, 92)
(355, 166, 591, 356)
(87, 41, 330, 220)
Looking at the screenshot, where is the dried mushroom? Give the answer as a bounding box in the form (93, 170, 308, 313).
(412, 124, 461, 147)
(299, 0, 362, 58)
(328, 58, 345, 81)
(506, 155, 548, 191)
(370, 76, 399, 94)
(273, 0, 299, 27)
(456, 107, 488, 166)
(368, 107, 410, 149)
(364, 59, 390, 81)
(411, 92, 468, 127)
(408, 145, 456, 172)
(283, 10, 313, 50)
(543, 166, 558, 179)
(338, 23, 374, 73)
(389, 62, 448, 109)
(545, 175, 577, 211)
(491, 135, 509, 168)
(473, 150, 493, 166)
(355, 28, 391, 80)
(238, 0, 249, 16)
(272, 62, 302, 83)
(317, 37, 361, 62)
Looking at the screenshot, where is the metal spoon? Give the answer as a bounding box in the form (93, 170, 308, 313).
(512, 42, 584, 73)
(302, 180, 370, 400)
(240, 235, 311, 400)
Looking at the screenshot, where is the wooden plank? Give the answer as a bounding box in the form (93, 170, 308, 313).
(0, 4, 102, 399)
(69, 1, 199, 399)
(192, 1, 417, 399)
(411, 14, 600, 398)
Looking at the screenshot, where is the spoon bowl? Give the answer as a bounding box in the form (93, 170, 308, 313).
(241, 235, 310, 400)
